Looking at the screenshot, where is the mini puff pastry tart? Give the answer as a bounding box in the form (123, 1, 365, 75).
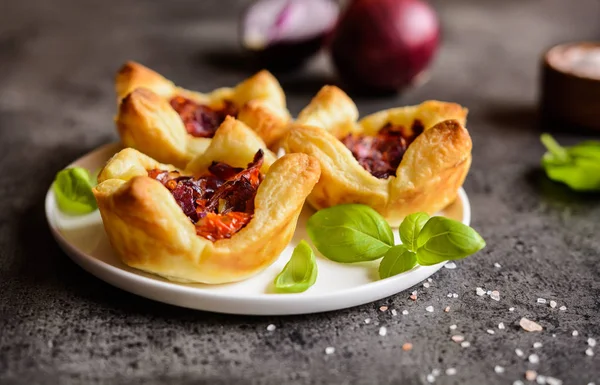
(115, 61, 290, 168)
(94, 117, 321, 284)
(284, 86, 472, 227)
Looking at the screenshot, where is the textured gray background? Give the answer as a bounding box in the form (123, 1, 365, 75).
(1, 0, 599, 384)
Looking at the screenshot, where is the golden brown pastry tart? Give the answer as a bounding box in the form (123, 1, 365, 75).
(94, 117, 321, 284)
(115, 61, 290, 168)
(284, 86, 472, 226)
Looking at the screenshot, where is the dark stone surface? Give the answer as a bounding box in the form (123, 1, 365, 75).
(1, 0, 599, 384)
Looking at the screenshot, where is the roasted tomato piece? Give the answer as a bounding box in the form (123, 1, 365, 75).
(195, 212, 252, 241)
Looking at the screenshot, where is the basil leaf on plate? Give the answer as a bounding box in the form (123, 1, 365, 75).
(378, 245, 417, 279)
(416, 216, 485, 266)
(541, 133, 600, 191)
(53, 167, 98, 215)
(307, 204, 394, 263)
(399, 212, 430, 251)
(274, 240, 317, 293)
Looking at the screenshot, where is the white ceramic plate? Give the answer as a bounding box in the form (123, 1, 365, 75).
(46, 143, 471, 315)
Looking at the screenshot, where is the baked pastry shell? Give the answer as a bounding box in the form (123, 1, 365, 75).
(115, 61, 290, 168)
(284, 86, 472, 226)
(94, 118, 320, 284)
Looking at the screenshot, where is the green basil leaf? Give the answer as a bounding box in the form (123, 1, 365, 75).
(307, 204, 394, 263)
(399, 212, 430, 251)
(379, 245, 417, 279)
(53, 167, 98, 215)
(416, 216, 485, 266)
(274, 240, 317, 293)
(541, 134, 600, 191)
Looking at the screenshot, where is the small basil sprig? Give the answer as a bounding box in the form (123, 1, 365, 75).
(307, 204, 394, 263)
(540, 133, 600, 191)
(274, 240, 318, 293)
(53, 167, 98, 215)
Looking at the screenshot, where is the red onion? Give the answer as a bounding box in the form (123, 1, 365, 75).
(240, 0, 340, 71)
(330, 0, 440, 92)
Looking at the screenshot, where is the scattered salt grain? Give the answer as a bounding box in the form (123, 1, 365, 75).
(412, 291, 417, 295)
(426, 374, 435, 383)
(537, 298, 547, 304)
(444, 262, 457, 269)
(559, 305, 567, 311)
(520, 317, 543, 332)
(515, 348, 524, 357)
(391, 309, 398, 316)
(461, 341, 471, 348)
(446, 368, 457, 376)
(267, 324, 276, 331)
(514, 381, 524, 385)
(536, 375, 547, 384)
(447, 293, 453, 298)
(426, 306, 434, 313)
(402, 342, 413, 351)
(509, 307, 515, 312)
(423, 282, 431, 288)
(487, 290, 492, 295)
(427, 278, 433, 283)
(550, 300, 557, 308)
(588, 383, 596, 385)
(525, 370, 538, 381)
(498, 322, 506, 330)
(453, 293, 459, 298)
(449, 324, 457, 330)
(365, 318, 371, 324)
(476, 287, 486, 296)
(533, 342, 543, 349)
(585, 348, 594, 357)
(490, 291, 500, 301)
(380, 306, 388, 312)
(444, 306, 450, 313)
(379, 327, 387, 336)
(572, 330, 579, 337)
(431, 369, 440, 376)
(529, 354, 540, 364)
(546, 377, 563, 385)
(451, 335, 465, 343)
(402, 310, 409, 315)
(494, 262, 501, 268)
(325, 346, 335, 355)
(487, 329, 495, 335)
(588, 338, 597, 347)
(494, 365, 505, 374)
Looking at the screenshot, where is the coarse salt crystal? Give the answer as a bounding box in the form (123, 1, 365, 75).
(449, 324, 457, 330)
(446, 368, 457, 376)
(514, 381, 524, 385)
(487, 290, 492, 295)
(412, 291, 417, 295)
(494, 262, 501, 268)
(427, 278, 433, 283)
(537, 298, 547, 304)
(588, 338, 597, 347)
(476, 287, 486, 296)
(426, 306, 434, 313)
(444, 262, 457, 269)
(537, 375, 547, 384)
(402, 310, 409, 315)
(585, 348, 594, 356)
(379, 327, 387, 336)
(410, 294, 417, 301)
(525, 370, 538, 381)
(402, 342, 413, 351)
(461, 341, 471, 348)
(550, 300, 557, 308)
(444, 306, 450, 313)
(546, 377, 563, 385)
(529, 354, 540, 364)
(447, 293, 453, 298)
(380, 306, 388, 312)
(426, 374, 435, 383)
(533, 342, 543, 349)
(520, 317, 543, 332)
(391, 309, 397, 316)
(325, 346, 335, 355)
(487, 329, 495, 335)
(365, 318, 371, 324)
(515, 348, 524, 357)
(572, 330, 579, 337)
(453, 293, 459, 298)
(559, 306, 567, 311)
(509, 307, 515, 312)
(494, 365, 505, 374)
(431, 369, 440, 376)
(423, 282, 431, 288)
(490, 291, 500, 301)
(267, 324, 276, 331)
(451, 335, 464, 343)
(498, 322, 505, 330)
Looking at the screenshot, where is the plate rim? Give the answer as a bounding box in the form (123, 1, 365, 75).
(45, 142, 472, 315)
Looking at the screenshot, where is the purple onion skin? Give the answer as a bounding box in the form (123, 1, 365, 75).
(331, 0, 440, 92)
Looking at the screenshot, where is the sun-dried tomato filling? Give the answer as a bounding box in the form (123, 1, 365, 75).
(340, 120, 425, 179)
(169, 96, 238, 138)
(148, 150, 264, 241)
